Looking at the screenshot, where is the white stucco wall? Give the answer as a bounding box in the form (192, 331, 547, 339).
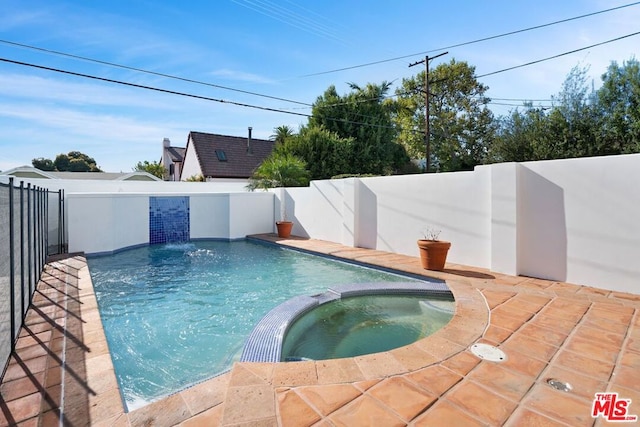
(190, 194, 230, 239)
(517, 154, 640, 292)
(360, 169, 492, 267)
(67, 194, 149, 255)
(0, 176, 249, 194)
(67, 192, 274, 254)
(229, 193, 274, 239)
(13, 153, 640, 294)
(279, 180, 347, 242)
(279, 154, 639, 293)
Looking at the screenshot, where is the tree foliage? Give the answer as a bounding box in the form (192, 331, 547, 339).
(597, 58, 640, 153)
(396, 59, 496, 172)
(309, 82, 408, 175)
(270, 125, 296, 145)
(33, 151, 102, 172)
(275, 126, 353, 180)
(247, 153, 310, 190)
(488, 60, 640, 163)
(134, 160, 165, 179)
(257, 58, 640, 181)
(32, 158, 55, 171)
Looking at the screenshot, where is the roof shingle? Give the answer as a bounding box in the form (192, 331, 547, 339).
(189, 131, 275, 178)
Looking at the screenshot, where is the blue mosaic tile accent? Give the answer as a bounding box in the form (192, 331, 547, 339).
(149, 196, 190, 244)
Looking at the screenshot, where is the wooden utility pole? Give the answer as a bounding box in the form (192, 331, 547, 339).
(409, 51, 447, 172)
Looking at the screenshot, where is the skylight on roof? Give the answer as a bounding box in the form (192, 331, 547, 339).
(215, 149, 227, 162)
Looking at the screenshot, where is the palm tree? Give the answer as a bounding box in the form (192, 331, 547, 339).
(270, 125, 296, 145)
(247, 153, 310, 223)
(247, 153, 309, 191)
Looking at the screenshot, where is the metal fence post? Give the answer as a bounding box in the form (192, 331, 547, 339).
(27, 183, 32, 297)
(36, 187, 41, 270)
(44, 189, 49, 257)
(62, 189, 66, 253)
(58, 190, 62, 254)
(41, 188, 45, 266)
(19, 181, 25, 319)
(8, 178, 16, 350)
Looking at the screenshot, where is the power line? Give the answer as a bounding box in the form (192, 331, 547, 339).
(0, 39, 311, 106)
(299, 1, 640, 77)
(486, 97, 553, 102)
(0, 56, 417, 134)
(488, 102, 553, 108)
(0, 39, 394, 110)
(231, 0, 350, 46)
(477, 30, 640, 78)
(0, 56, 311, 115)
(0, 39, 409, 121)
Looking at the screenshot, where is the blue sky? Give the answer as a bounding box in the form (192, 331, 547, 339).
(1, 0, 639, 172)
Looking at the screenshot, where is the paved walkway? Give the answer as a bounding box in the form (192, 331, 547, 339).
(1, 235, 639, 426)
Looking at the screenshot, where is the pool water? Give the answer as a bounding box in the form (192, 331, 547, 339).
(87, 240, 425, 410)
(281, 295, 454, 361)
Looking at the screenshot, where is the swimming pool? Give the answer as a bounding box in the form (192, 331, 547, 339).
(88, 240, 437, 410)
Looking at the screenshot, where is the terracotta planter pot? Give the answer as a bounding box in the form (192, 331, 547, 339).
(276, 221, 293, 238)
(417, 239, 451, 271)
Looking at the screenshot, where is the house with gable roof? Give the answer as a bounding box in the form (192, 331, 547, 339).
(1, 166, 161, 181)
(160, 138, 186, 181)
(171, 128, 275, 182)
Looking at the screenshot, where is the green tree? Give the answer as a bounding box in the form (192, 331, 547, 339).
(597, 58, 640, 153)
(52, 151, 102, 172)
(396, 59, 496, 172)
(270, 125, 296, 145)
(134, 160, 166, 179)
(247, 153, 310, 190)
(489, 105, 552, 163)
(489, 65, 606, 163)
(277, 126, 353, 180)
(309, 82, 408, 174)
(32, 157, 55, 171)
(53, 153, 70, 171)
(185, 174, 205, 182)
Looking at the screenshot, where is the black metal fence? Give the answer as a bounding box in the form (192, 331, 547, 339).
(0, 177, 66, 377)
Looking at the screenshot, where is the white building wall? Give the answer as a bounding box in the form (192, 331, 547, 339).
(280, 154, 640, 293)
(491, 163, 519, 275)
(67, 194, 148, 255)
(67, 192, 274, 254)
(0, 177, 249, 193)
(180, 139, 202, 181)
(517, 154, 640, 293)
(16, 153, 640, 294)
(278, 180, 347, 243)
(358, 170, 491, 267)
(190, 194, 230, 239)
(229, 193, 274, 239)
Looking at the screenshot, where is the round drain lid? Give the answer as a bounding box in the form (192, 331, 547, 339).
(470, 343, 507, 362)
(547, 378, 573, 392)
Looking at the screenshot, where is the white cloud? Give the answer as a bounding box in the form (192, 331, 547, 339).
(209, 68, 277, 85)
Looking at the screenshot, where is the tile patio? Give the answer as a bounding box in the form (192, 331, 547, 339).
(1, 234, 639, 426)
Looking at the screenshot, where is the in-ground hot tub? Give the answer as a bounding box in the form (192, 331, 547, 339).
(241, 282, 454, 363)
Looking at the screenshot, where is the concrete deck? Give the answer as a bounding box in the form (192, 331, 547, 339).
(1, 235, 639, 426)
